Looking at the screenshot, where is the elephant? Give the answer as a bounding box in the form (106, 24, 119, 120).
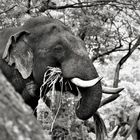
(0, 16, 122, 121)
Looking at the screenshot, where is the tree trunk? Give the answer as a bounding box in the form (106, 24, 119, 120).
(0, 70, 50, 140)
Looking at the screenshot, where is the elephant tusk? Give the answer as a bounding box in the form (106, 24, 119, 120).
(102, 86, 124, 94)
(71, 77, 102, 88)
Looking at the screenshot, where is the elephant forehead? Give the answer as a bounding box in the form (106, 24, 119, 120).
(62, 32, 88, 57)
(35, 27, 88, 57)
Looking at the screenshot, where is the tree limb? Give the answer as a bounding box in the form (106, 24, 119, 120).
(26, 0, 31, 14)
(0, 5, 17, 15)
(113, 36, 140, 87)
(100, 94, 120, 107)
(37, 1, 134, 11)
(100, 36, 140, 107)
(92, 44, 123, 61)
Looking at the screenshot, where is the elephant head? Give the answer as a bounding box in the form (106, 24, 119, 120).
(2, 17, 102, 120)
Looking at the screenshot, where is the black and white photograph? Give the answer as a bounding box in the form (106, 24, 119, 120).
(0, 0, 140, 140)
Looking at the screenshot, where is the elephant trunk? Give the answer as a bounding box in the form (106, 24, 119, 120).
(75, 82, 102, 120)
(62, 56, 102, 120)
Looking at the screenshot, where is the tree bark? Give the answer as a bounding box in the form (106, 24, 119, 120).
(0, 70, 50, 140)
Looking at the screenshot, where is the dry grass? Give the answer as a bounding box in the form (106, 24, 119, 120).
(40, 66, 63, 98)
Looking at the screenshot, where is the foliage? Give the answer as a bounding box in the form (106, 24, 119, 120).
(96, 49, 140, 139)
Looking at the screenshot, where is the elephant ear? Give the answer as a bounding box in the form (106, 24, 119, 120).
(2, 31, 33, 79)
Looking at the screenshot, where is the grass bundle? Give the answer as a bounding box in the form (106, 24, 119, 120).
(38, 67, 76, 133)
(40, 66, 64, 99)
(38, 67, 65, 132)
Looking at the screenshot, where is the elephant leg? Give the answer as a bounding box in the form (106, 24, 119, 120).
(22, 80, 39, 112)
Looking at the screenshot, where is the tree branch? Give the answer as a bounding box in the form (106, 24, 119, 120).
(113, 36, 140, 87)
(0, 5, 17, 15)
(100, 36, 140, 107)
(100, 94, 120, 107)
(92, 44, 123, 61)
(26, 0, 31, 14)
(37, 1, 134, 11)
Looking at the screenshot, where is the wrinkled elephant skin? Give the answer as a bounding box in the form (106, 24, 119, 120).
(0, 17, 102, 120)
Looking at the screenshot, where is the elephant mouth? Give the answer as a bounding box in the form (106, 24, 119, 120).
(40, 66, 101, 98)
(39, 66, 102, 110)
